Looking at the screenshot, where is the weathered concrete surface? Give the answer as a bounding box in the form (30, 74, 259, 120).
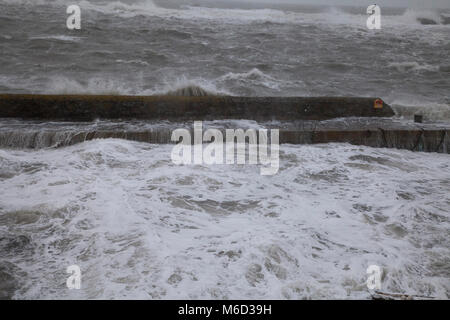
(0, 127, 448, 153)
(0, 94, 394, 121)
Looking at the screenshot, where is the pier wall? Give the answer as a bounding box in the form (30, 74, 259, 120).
(0, 94, 394, 121)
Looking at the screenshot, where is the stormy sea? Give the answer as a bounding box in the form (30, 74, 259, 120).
(0, 0, 449, 299)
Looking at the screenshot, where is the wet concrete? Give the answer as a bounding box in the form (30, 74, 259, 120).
(0, 94, 394, 121)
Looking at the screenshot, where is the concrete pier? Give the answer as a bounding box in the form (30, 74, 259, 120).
(0, 94, 449, 154)
(0, 94, 394, 121)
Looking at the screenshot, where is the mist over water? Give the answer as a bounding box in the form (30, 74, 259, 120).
(0, 0, 450, 300)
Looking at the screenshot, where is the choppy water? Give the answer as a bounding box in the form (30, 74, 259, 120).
(1, 0, 450, 300)
(1, 139, 449, 299)
(1, 0, 450, 120)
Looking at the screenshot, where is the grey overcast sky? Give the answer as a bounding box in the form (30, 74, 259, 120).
(244, 0, 450, 9)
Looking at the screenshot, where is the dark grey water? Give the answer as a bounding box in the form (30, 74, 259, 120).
(1, 0, 450, 120)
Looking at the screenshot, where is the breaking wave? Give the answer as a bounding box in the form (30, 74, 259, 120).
(391, 102, 450, 122)
(398, 8, 450, 26)
(40, 75, 227, 96)
(2, 0, 448, 27)
(151, 76, 230, 96)
(29, 35, 83, 42)
(219, 68, 282, 91)
(44, 77, 134, 95)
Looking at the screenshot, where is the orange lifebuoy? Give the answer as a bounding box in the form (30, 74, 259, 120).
(374, 99, 383, 109)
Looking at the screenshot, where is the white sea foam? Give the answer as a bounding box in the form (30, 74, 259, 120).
(29, 35, 83, 42)
(115, 59, 150, 66)
(388, 61, 440, 73)
(23, 74, 233, 96)
(396, 8, 443, 26)
(390, 101, 450, 122)
(3, 0, 447, 28)
(0, 140, 449, 299)
(44, 76, 134, 95)
(148, 76, 231, 96)
(218, 68, 283, 91)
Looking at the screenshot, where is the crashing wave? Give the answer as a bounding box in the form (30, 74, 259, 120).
(417, 14, 450, 25)
(164, 85, 217, 97)
(3, 1, 449, 28)
(391, 102, 450, 122)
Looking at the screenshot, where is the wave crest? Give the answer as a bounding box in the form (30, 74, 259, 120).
(2, 1, 449, 28)
(165, 85, 216, 97)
